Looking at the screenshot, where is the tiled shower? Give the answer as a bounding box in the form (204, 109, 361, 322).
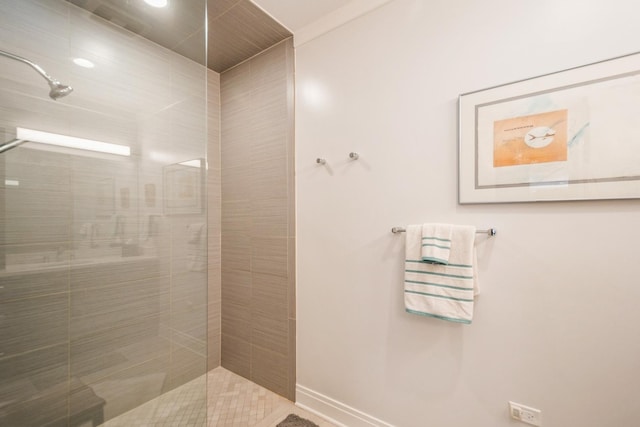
(0, 0, 294, 425)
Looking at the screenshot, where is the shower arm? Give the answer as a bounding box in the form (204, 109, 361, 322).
(0, 50, 55, 84)
(0, 138, 27, 154)
(0, 49, 72, 100)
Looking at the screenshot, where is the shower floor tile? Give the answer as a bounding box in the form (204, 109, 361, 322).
(100, 367, 335, 427)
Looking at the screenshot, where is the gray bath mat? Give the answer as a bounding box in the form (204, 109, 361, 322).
(277, 413, 320, 427)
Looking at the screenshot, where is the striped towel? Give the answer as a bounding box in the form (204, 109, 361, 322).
(421, 223, 453, 264)
(404, 224, 479, 324)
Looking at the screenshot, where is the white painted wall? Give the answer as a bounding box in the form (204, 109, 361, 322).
(295, 0, 640, 426)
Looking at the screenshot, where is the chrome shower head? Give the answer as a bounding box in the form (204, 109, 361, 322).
(0, 49, 74, 101)
(48, 81, 74, 100)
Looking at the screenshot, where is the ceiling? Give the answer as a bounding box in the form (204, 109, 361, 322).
(66, 0, 292, 72)
(207, 0, 292, 72)
(66, 0, 353, 72)
(251, 0, 350, 32)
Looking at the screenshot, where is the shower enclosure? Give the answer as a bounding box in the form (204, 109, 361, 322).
(0, 0, 209, 425)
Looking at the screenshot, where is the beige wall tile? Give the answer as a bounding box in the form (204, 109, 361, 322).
(70, 275, 170, 319)
(0, 269, 69, 301)
(251, 272, 287, 320)
(251, 237, 288, 278)
(220, 61, 251, 102)
(287, 318, 296, 400)
(250, 158, 289, 201)
(221, 269, 251, 306)
(207, 237, 222, 269)
(221, 234, 251, 272)
(208, 330, 221, 369)
(219, 36, 295, 399)
(251, 198, 288, 238)
(207, 67, 222, 372)
(221, 302, 251, 343)
(251, 313, 288, 356)
(221, 98, 253, 169)
(0, 342, 69, 389)
(250, 38, 289, 87)
(221, 334, 251, 378)
(222, 200, 251, 235)
(167, 344, 207, 392)
(208, 266, 222, 303)
(251, 345, 289, 399)
(81, 354, 171, 421)
(70, 258, 168, 291)
(221, 164, 253, 202)
(70, 316, 167, 379)
(1, 292, 69, 358)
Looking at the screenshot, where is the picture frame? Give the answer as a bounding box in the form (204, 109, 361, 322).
(163, 158, 204, 215)
(458, 51, 640, 204)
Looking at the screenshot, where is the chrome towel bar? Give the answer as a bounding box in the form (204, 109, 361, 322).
(391, 226, 497, 236)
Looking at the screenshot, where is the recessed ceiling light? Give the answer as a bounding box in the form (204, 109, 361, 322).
(73, 58, 95, 68)
(144, 0, 168, 7)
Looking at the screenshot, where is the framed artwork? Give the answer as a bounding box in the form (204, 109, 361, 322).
(163, 158, 204, 215)
(459, 51, 640, 203)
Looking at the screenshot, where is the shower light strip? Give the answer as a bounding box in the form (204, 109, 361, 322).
(16, 128, 130, 156)
(179, 159, 202, 168)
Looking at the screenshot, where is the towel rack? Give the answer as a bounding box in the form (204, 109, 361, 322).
(391, 226, 497, 236)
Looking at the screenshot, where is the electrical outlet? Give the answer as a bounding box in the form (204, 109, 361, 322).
(509, 401, 541, 426)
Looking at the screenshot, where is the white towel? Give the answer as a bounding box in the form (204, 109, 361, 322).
(404, 224, 479, 324)
(421, 223, 453, 265)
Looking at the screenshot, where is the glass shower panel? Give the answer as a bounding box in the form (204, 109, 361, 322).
(0, 0, 208, 425)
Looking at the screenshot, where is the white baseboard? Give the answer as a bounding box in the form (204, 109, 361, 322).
(295, 384, 395, 427)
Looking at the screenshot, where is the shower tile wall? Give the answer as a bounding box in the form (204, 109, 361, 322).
(220, 38, 296, 400)
(0, 0, 213, 424)
(208, 68, 222, 369)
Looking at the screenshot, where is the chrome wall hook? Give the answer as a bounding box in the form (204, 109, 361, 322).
(349, 152, 359, 160)
(316, 158, 326, 165)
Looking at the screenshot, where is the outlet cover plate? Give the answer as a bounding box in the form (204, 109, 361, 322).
(509, 401, 541, 426)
